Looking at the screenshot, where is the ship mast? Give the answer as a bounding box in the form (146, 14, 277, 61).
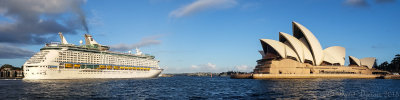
(58, 32, 69, 44)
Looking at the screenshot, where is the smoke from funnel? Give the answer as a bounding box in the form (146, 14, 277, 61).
(74, 7, 90, 33)
(81, 14, 90, 33)
(71, 1, 90, 33)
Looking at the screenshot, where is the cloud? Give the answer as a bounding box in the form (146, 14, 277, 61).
(0, 0, 88, 45)
(190, 62, 218, 72)
(191, 63, 217, 70)
(344, 0, 396, 7)
(234, 65, 253, 72)
(0, 44, 35, 59)
(240, 2, 261, 10)
(110, 34, 164, 51)
(344, 0, 369, 7)
(169, 0, 237, 18)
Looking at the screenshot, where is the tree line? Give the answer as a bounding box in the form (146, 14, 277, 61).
(375, 54, 400, 73)
(0, 64, 22, 70)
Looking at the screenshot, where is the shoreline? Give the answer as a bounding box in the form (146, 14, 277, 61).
(231, 74, 400, 79)
(253, 74, 381, 79)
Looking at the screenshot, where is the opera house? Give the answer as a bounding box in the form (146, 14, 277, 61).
(250, 21, 388, 79)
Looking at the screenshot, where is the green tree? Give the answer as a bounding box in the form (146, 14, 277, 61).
(378, 54, 400, 73)
(391, 54, 400, 73)
(378, 61, 390, 71)
(0, 64, 15, 69)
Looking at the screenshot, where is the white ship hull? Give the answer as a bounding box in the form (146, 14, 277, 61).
(23, 67, 162, 79)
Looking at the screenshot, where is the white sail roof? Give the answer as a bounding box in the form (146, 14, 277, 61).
(292, 21, 324, 65)
(279, 32, 314, 63)
(360, 57, 376, 69)
(323, 46, 346, 65)
(349, 56, 376, 69)
(260, 39, 299, 61)
(349, 56, 361, 66)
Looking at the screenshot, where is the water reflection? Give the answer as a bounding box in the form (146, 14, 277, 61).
(253, 79, 400, 99)
(21, 79, 158, 99)
(1, 77, 400, 99)
(252, 79, 345, 99)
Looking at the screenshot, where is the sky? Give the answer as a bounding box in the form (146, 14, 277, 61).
(0, 0, 399, 73)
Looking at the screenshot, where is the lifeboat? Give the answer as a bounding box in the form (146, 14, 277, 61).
(113, 66, 119, 69)
(106, 65, 112, 69)
(99, 65, 106, 69)
(73, 64, 81, 68)
(65, 64, 73, 68)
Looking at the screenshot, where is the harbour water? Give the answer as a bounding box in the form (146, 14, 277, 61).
(1, 76, 400, 99)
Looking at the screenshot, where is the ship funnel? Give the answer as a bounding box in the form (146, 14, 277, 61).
(84, 34, 99, 45)
(58, 32, 69, 44)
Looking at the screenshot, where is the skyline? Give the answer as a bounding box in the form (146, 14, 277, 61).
(0, 0, 399, 73)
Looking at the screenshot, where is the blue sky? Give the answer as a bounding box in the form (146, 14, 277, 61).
(0, 0, 399, 73)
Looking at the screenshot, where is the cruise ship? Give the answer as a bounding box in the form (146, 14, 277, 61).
(23, 33, 163, 79)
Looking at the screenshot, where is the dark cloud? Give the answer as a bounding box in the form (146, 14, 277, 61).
(0, 0, 88, 45)
(110, 34, 164, 51)
(0, 44, 35, 59)
(344, 0, 369, 7)
(344, 0, 396, 7)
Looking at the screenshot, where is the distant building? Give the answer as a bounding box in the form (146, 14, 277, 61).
(0, 65, 24, 79)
